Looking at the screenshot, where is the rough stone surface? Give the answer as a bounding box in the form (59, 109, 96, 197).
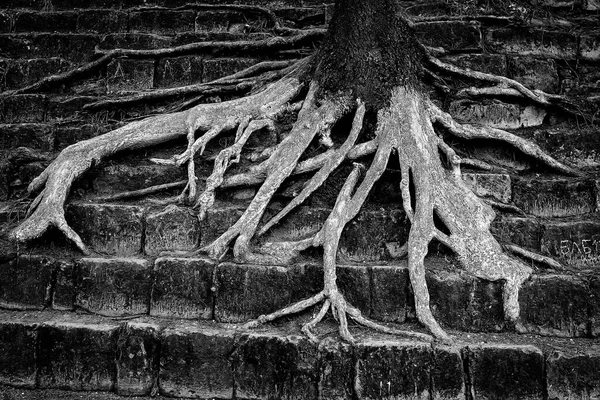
(155, 56, 203, 88)
(336, 264, 371, 316)
(92, 163, 182, 196)
(0, 255, 54, 310)
(213, 263, 291, 322)
(491, 216, 543, 251)
(444, 54, 507, 76)
(462, 173, 512, 203)
(116, 321, 160, 396)
(129, 10, 196, 34)
(107, 59, 155, 93)
(431, 345, 466, 400)
(0, 318, 38, 388)
(0, 58, 73, 91)
(540, 219, 600, 268)
(547, 349, 600, 399)
(76, 10, 128, 33)
(200, 206, 244, 246)
(485, 28, 577, 58)
(519, 274, 590, 337)
(0, 95, 47, 124)
(75, 258, 151, 317)
(151, 257, 215, 319)
(144, 205, 200, 256)
(449, 100, 546, 130)
(233, 333, 318, 400)
(66, 203, 145, 256)
(53, 260, 76, 311)
(203, 58, 258, 83)
(0, 124, 54, 152)
(159, 323, 235, 398)
(508, 56, 559, 93)
(466, 344, 545, 400)
(37, 317, 120, 391)
(415, 21, 482, 52)
(370, 265, 409, 323)
(317, 338, 355, 400)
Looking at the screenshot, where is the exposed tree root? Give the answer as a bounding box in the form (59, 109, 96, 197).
(504, 244, 566, 271)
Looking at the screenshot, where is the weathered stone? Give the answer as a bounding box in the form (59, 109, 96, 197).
(317, 338, 354, 400)
(0, 255, 54, 310)
(341, 209, 408, 262)
(590, 276, 600, 337)
(199, 205, 244, 246)
(99, 33, 173, 51)
(0, 315, 38, 388)
(155, 56, 204, 88)
(52, 260, 75, 311)
(20, 33, 99, 62)
(13, 11, 78, 32)
(513, 177, 596, 218)
(370, 265, 409, 323)
(508, 56, 559, 93)
(426, 269, 504, 332)
(107, 59, 155, 93)
(0, 124, 54, 151)
(151, 257, 215, 319)
(581, 34, 600, 61)
(92, 162, 182, 196)
(116, 321, 160, 396)
(540, 219, 600, 268)
(491, 216, 543, 251)
(355, 340, 432, 399)
(287, 262, 324, 304)
(76, 10, 128, 33)
(46, 96, 97, 121)
(52, 0, 121, 8)
(486, 28, 577, 58)
(213, 263, 291, 322)
(0, 12, 11, 33)
(75, 258, 151, 317)
(449, 100, 546, 130)
(462, 173, 512, 203)
(547, 350, 600, 399)
(66, 203, 145, 256)
(195, 11, 240, 32)
(233, 333, 318, 400)
(129, 10, 196, 34)
(159, 322, 235, 398)
(203, 58, 258, 83)
(145, 205, 200, 255)
(0, 95, 47, 124)
(0, 58, 73, 91)
(38, 317, 119, 391)
(337, 264, 371, 316)
(466, 344, 544, 400)
(432, 345, 466, 399)
(444, 54, 507, 76)
(5, 0, 44, 8)
(415, 21, 481, 52)
(520, 274, 590, 337)
(54, 124, 113, 150)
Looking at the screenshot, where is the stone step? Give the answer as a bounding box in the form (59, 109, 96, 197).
(1, 309, 599, 399)
(1, 254, 599, 337)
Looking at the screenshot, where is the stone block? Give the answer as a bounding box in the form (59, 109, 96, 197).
(336, 264, 371, 316)
(355, 340, 432, 399)
(92, 162, 183, 197)
(151, 257, 215, 319)
(66, 203, 145, 256)
(203, 58, 258, 83)
(432, 345, 466, 399)
(76, 10, 128, 33)
(99, 33, 173, 51)
(508, 56, 559, 93)
(0, 35, 30, 59)
(52, 260, 76, 311)
(5, 0, 44, 8)
(213, 263, 291, 322)
(116, 321, 160, 396)
(547, 349, 600, 399)
(444, 54, 507, 76)
(426, 269, 504, 332)
(0, 124, 54, 151)
(0, 58, 73, 91)
(520, 274, 590, 337)
(233, 333, 318, 400)
(341, 209, 408, 262)
(449, 100, 546, 130)
(129, 10, 196, 34)
(199, 206, 244, 246)
(0, 12, 11, 33)
(415, 21, 481, 52)
(590, 276, 600, 337)
(54, 124, 112, 150)
(513, 178, 596, 218)
(13, 11, 77, 32)
(462, 173, 512, 203)
(0, 317, 38, 388)
(195, 11, 238, 32)
(159, 323, 235, 398)
(486, 28, 577, 58)
(38, 317, 120, 391)
(46, 96, 97, 121)
(52, 0, 121, 8)
(287, 262, 324, 304)
(0, 95, 47, 124)
(107, 59, 155, 93)
(581, 34, 600, 61)
(75, 258, 151, 317)
(317, 338, 354, 400)
(370, 265, 409, 323)
(145, 205, 200, 255)
(491, 216, 543, 251)
(24, 33, 99, 63)
(466, 344, 544, 400)
(155, 56, 204, 88)
(0, 255, 54, 310)
(540, 219, 600, 268)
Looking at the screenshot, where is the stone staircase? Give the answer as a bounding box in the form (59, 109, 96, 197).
(1, 0, 600, 398)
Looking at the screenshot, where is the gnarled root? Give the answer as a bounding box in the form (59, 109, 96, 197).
(11, 74, 306, 250)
